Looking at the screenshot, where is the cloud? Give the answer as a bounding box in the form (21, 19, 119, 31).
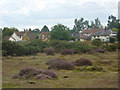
(0, 0, 119, 30)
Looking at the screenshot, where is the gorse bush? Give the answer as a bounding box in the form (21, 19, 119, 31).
(2, 40, 48, 56)
(103, 44, 117, 52)
(92, 39, 103, 47)
(49, 40, 90, 53)
(61, 49, 74, 55)
(44, 47, 55, 55)
(74, 58, 92, 66)
(2, 40, 91, 56)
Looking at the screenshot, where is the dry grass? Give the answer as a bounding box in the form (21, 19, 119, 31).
(2, 51, 118, 88)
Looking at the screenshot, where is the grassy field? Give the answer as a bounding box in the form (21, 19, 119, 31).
(2, 51, 118, 88)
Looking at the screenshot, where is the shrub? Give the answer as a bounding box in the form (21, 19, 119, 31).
(12, 67, 58, 80)
(44, 47, 55, 55)
(19, 67, 39, 79)
(104, 44, 117, 52)
(109, 37, 116, 43)
(61, 49, 74, 55)
(92, 39, 103, 47)
(96, 49, 104, 53)
(12, 75, 20, 79)
(74, 58, 92, 66)
(43, 70, 58, 78)
(47, 58, 74, 70)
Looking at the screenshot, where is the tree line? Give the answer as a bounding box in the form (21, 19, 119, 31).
(2, 15, 119, 41)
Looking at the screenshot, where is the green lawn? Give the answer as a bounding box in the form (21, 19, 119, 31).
(2, 51, 118, 88)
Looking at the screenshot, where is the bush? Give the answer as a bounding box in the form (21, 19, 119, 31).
(12, 67, 57, 80)
(104, 44, 117, 52)
(49, 40, 90, 53)
(74, 58, 92, 66)
(43, 70, 58, 78)
(61, 49, 74, 55)
(92, 39, 103, 47)
(2, 40, 41, 56)
(47, 58, 74, 70)
(19, 67, 39, 79)
(109, 37, 116, 43)
(44, 47, 55, 55)
(96, 49, 104, 53)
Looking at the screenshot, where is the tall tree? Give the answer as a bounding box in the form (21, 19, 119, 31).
(2, 27, 19, 38)
(107, 15, 119, 29)
(73, 18, 88, 33)
(50, 24, 71, 41)
(41, 25, 49, 32)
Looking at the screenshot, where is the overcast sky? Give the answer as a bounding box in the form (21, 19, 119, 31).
(0, 0, 119, 31)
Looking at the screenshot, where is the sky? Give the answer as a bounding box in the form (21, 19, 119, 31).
(0, 0, 119, 31)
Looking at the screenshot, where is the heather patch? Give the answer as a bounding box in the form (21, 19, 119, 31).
(46, 58, 74, 70)
(12, 67, 57, 80)
(74, 58, 92, 66)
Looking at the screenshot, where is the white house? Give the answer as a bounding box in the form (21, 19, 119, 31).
(91, 30, 117, 42)
(9, 32, 24, 42)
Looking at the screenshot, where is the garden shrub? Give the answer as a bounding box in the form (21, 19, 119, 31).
(47, 58, 74, 70)
(12, 67, 57, 80)
(92, 39, 103, 47)
(44, 47, 55, 55)
(109, 37, 116, 43)
(61, 49, 74, 55)
(74, 58, 92, 66)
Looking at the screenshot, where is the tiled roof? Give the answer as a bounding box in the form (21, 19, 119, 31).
(81, 28, 104, 35)
(92, 30, 115, 36)
(15, 32, 25, 36)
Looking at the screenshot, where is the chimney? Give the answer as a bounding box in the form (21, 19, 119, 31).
(104, 26, 107, 31)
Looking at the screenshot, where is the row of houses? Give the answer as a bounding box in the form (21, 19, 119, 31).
(3, 27, 117, 42)
(3, 30, 50, 42)
(72, 27, 117, 42)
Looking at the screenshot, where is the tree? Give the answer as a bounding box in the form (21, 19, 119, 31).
(41, 25, 49, 32)
(2, 27, 19, 38)
(73, 18, 102, 33)
(90, 18, 101, 28)
(107, 15, 119, 29)
(73, 18, 86, 33)
(50, 24, 71, 41)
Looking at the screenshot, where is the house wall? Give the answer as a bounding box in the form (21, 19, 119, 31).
(22, 35, 29, 42)
(91, 36, 109, 42)
(9, 32, 22, 42)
